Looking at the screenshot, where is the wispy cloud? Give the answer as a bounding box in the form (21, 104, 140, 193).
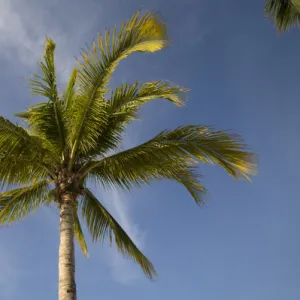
(100, 189, 147, 285)
(110, 190, 145, 248)
(0, 0, 99, 82)
(96, 131, 147, 285)
(0, 0, 43, 65)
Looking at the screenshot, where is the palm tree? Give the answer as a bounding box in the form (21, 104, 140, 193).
(0, 11, 256, 300)
(265, 0, 300, 32)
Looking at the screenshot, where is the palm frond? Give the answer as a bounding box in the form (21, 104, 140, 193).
(86, 80, 187, 156)
(293, 0, 300, 9)
(73, 200, 88, 256)
(15, 103, 65, 158)
(166, 168, 207, 204)
(80, 188, 156, 279)
(43, 188, 59, 205)
(265, 0, 300, 31)
(26, 37, 66, 155)
(0, 116, 44, 155)
(0, 180, 51, 224)
(67, 11, 169, 162)
(29, 38, 57, 100)
(87, 159, 206, 204)
(109, 80, 187, 113)
(0, 116, 55, 185)
(63, 68, 78, 110)
(0, 153, 48, 188)
(82, 126, 255, 203)
(15, 102, 66, 154)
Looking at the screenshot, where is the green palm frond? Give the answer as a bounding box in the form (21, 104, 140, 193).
(26, 37, 66, 155)
(63, 68, 78, 110)
(82, 126, 255, 202)
(265, 0, 300, 32)
(43, 188, 59, 205)
(15, 102, 66, 158)
(86, 80, 187, 157)
(109, 80, 187, 113)
(166, 168, 207, 204)
(0, 153, 48, 188)
(0, 116, 44, 156)
(0, 116, 54, 185)
(67, 11, 169, 163)
(29, 38, 57, 100)
(80, 188, 156, 279)
(0, 180, 51, 224)
(87, 159, 206, 204)
(293, 0, 300, 9)
(73, 200, 88, 256)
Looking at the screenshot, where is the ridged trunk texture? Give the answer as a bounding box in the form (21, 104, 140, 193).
(58, 193, 76, 300)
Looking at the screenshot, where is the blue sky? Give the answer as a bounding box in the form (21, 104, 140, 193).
(0, 0, 300, 299)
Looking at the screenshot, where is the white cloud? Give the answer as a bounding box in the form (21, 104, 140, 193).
(0, 0, 98, 82)
(97, 132, 147, 285)
(110, 190, 144, 247)
(0, 0, 49, 65)
(105, 190, 147, 285)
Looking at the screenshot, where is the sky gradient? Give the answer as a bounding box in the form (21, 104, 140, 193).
(0, 0, 300, 299)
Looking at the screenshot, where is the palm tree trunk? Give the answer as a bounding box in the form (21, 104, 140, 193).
(58, 193, 77, 300)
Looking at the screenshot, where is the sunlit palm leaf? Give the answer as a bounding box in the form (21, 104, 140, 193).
(0, 180, 51, 224)
(73, 200, 88, 256)
(26, 38, 66, 155)
(265, 0, 300, 31)
(63, 68, 78, 110)
(87, 80, 187, 156)
(81, 126, 255, 204)
(67, 11, 169, 162)
(109, 80, 186, 112)
(0, 116, 44, 156)
(166, 168, 207, 204)
(293, 0, 300, 9)
(87, 159, 206, 204)
(80, 188, 156, 278)
(83, 125, 255, 178)
(15, 102, 66, 159)
(0, 116, 54, 185)
(0, 153, 48, 188)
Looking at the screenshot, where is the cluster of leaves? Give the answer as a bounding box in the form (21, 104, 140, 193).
(0, 11, 255, 279)
(265, 0, 300, 31)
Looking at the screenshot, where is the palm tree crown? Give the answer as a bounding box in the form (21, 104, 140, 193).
(0, 11, 256, 281)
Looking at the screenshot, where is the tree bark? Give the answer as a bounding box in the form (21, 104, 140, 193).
(58, 193, 77, 300)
